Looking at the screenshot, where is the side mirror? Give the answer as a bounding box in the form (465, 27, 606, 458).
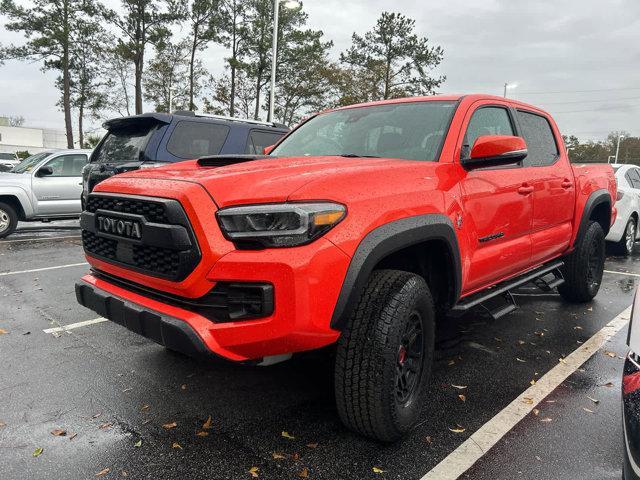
(263, 144, 275, 155)
(36, 166, 54, 177)
(462, 135, 527, 169)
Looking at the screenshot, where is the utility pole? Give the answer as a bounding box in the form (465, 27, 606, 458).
(615, 135, 625, 164)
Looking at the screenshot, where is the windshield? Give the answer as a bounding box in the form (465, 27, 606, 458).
(93, 124, 156, 164)
(272, 100, 457, 161)
(11, 152, 52, 173)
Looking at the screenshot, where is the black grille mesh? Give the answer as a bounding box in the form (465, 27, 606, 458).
(86, 196, 168, 223)
(132, 245, 180, 277)
(82, 231, 117, 259)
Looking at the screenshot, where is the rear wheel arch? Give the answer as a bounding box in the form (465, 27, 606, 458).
(575, 189, 611, 246)
(330, 214, 462, 330)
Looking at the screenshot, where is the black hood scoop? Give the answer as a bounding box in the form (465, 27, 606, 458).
(197, 154, 271, 167)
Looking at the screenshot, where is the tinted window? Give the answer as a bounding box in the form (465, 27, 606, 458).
(464, 107, 514, 154)
(43, 154, 88, 177)
(167, 121, 230, 159)
(245, 130, 285, 154)
(625, 168, 640, 189)
(94, 124, 156, 164)
(517, 110, 559, 167)
(272, 101, 457, 162)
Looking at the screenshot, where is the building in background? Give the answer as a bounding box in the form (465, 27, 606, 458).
(0, 116, 78, 154)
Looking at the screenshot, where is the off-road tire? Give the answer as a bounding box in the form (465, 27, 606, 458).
(0, 202, 18, 239)
(611, 217, 636, 256)
(558, 221, 606, 303)
(334, 270, 435, 442)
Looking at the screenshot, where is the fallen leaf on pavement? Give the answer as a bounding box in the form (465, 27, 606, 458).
(98, 423, 112, 430)
(587, 396, 600, 404)
(447, 360, 455, 366)
(202, 416, 213, 430)
(574, 326, 583, 330)
(535, 455, 542, 462)
(92, 413, 102, 419)
(162, 422, 177, 430)
(196, 431, 209, 437)
(134, 439, 142, 447)
(33, 447, 43, 457)
(69, 433, 77, 440)
(604, 351, 616, 358)
(51, 428, 67, 437)
(424, 436, 433, 444)
(272, 452, 286, 459)
(181, 384, 187, 390)
(298, 467, 309, 478)
(540, 417, 552, 423)
(516, 358, 526, 363)
(559, 358, 567, 364)
(583, 407, 594, 414)
(0, 421, 5, 428)
(172, 442, 183, 449)
(530, 379, 536, 386)
(306, 443, 318, 448)
(522, 397, 534, 405)
(281, 431, 295, 440)
(0, 328, 8, 335)
(449, 425, 465, 433)
(458, 394, 466, 402)
(249, 467, 259, 478)
(95, 468, 110, 477)
(533, 409, 540, 416)
(517, 340, 526, 345)
(372, 467, 385, 474)
(603, 382, 615, 388)
(140, 405, 150, 412)
(451, 384, 467, 390)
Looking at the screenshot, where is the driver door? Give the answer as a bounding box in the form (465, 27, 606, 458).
(31, 153, 88, 216)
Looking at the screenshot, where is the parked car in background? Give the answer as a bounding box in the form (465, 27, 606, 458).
(0, 152, 19, 172)
(81, 112, 289, 208)
(76, 94, 615, 441)
(623, 289, 640, 480)
(0, 149, 91, 238)
(606, 164, 640, 255)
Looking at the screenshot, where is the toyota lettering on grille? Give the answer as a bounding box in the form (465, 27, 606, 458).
(97, 216, 142, 240)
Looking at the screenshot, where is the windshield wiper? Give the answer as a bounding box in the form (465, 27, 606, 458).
(337, 153, 381, 158)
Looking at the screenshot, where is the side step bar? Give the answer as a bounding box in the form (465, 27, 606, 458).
(449, 260, 565, 320)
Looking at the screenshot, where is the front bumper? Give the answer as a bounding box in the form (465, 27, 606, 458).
(77, 235, 351, 362)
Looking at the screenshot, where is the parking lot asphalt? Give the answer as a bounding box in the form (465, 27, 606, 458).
(0, 221, 638, 480)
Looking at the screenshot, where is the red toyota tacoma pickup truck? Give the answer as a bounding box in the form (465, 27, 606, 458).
(76, 94, 615, 441)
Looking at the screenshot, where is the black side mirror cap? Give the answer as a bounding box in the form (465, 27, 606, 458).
(36, 166, 54, 177)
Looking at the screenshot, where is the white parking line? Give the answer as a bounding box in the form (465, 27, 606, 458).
(0, 234, 81, 244)
(0, 262, 88, 276)
(604, 269, 640, 278)
(420, 305, 631, 480)
(43, 317, 107, 334)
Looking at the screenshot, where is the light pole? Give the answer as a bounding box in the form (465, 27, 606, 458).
(615, 134, 625, 164)
(268, 0, 300, 123)
(503, 82, 518, 98)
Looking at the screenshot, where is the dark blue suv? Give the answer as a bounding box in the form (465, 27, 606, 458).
(82, 111, 289, 206)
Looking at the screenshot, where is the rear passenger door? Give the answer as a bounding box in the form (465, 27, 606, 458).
(245, 129, 286, 155)
(31, 153, 88, 215)
(516, 109, 575, 265)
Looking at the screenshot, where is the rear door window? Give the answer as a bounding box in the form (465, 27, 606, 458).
(245, 130, 286, 154)
(516, 110, 559, 167)
(167, 121, 230, 159)
(625, 168, 640, 189)
(94, 124, 156, 164)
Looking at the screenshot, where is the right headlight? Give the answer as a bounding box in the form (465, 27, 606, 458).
(216, 202, 346, 248)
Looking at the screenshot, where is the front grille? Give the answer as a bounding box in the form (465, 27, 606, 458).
(81, 193, 201, 281)
(82, 231, 117, 260)
(86, 196, 168, 223)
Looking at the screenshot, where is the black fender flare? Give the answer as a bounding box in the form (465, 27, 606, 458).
(330, 214, 462, 330)
(574, 189, 612, 246)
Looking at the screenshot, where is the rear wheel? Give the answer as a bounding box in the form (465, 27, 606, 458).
(612, 217, 637, 256)
(0, 202, 18, 239)
(334, 270, 435, 442)
(558, 221, 606, 303)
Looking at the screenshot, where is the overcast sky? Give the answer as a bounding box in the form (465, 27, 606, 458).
(1, 0, 639, 141)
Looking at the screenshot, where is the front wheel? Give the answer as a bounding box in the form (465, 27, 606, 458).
(558, 221, 606, 303)
(0, 202, 18, 239)
(334, 270, 435, 442)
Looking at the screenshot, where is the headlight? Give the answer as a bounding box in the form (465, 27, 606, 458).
(216, 202, 346, 248)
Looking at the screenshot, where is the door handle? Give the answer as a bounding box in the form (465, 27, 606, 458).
(518, 184, 534, 195)
(561, 179, 573, 189)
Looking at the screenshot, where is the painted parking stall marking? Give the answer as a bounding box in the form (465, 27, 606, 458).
(604, 269, 640, 278)
(0, 234, 81, 244)
(43, 317, 107, 334)
(420, 306, 632, 480)
(0, 262, 88, 276)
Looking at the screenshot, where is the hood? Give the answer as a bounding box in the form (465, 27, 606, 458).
(114, 155, 418, 208)
(0, 172, 30, 186)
